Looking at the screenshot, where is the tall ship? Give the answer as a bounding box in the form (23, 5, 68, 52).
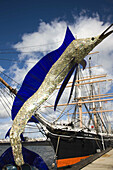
(33, 56, 113, 168)
(0, 55, 113, 169)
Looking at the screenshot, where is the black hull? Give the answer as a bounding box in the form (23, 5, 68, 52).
(47, 130, 111, 168)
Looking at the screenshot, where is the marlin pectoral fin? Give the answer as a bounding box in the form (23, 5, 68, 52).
(28, 116, 39, 123)
(68, 65, 78, 104)
(54, 63, 78, 111)
(80, 59, 87, 70)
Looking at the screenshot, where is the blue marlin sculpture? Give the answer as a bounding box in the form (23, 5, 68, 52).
(10, 24, 113, 167)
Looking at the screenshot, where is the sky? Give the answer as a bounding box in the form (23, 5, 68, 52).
(0, 0, 113, 139)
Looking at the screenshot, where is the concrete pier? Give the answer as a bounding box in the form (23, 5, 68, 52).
(82, 149, 113, 170)
(66, 148, 113, 170)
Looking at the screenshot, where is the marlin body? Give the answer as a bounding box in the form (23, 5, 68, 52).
(10, 24, 113, 166)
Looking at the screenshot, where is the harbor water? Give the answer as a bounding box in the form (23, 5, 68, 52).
(0, 143, 57, 169)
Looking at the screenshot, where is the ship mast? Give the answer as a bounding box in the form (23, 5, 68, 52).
(77, 65, 83, 128)
(0, 72, 18, 118)
(45, 60, 112, 134)
(88, 57, 98, 132)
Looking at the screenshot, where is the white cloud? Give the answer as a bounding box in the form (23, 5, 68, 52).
(0, 66, 5, 72)
(11, 16, 113, 85)
(0, 118, 12, 139)
(13, 20, 67, 55)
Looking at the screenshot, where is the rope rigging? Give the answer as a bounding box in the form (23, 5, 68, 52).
(0, 86, 13, 105)
(0, 41, 61, 51)
(0, 41, 61, 57)
(0, 71, 18, 118)
(0, 97, 11, 117)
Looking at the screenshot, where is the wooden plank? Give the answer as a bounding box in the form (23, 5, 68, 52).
(58, 74, 107, 85)
(68, 109, 113, 115)
(88, 51, 99, 55)
(45, 98, 113, 108)
(0, 77, 17, 95)
(57, 79, 112, 89)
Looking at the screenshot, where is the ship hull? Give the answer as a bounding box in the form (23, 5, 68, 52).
(47, 130, 111, 168)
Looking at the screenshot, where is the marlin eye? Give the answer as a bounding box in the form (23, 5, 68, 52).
(91, 37, 95, 41)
